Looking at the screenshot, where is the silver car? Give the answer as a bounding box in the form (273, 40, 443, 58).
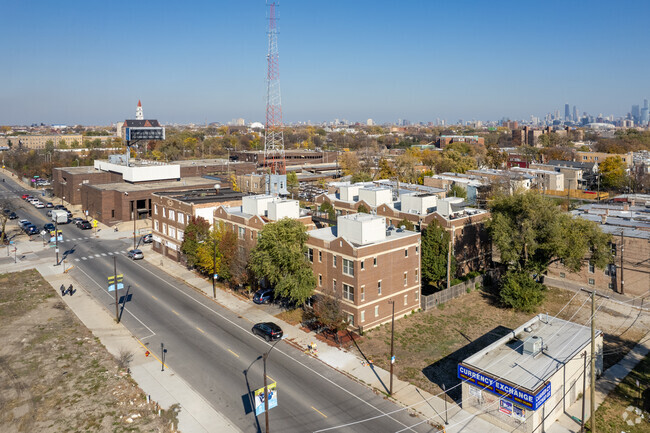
(127, 249, 144, 260)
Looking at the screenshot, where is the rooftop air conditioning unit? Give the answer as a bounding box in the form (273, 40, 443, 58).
(523, 336, 543, 356)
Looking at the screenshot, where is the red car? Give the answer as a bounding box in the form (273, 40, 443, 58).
(22, 194, 29, 199)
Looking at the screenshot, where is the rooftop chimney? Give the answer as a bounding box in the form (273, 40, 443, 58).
(601, 214, 607, 224)
(624, 203, 630, 211)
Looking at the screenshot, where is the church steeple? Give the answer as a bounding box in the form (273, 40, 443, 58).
(136, 100, 143, 120)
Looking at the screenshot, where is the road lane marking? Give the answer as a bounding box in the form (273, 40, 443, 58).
(82, 257, 87, 260)
(312, 406, 327, 418)
(108, 252, 113, 255)
(172, 310, 179, 316)
(101, 253, 107, 257)
(87, 256, 94, 260)
(75, 259, 80, 262)
(228, 349, 239, 358)
(114, 251, 120, 254)
(151, 295, 158, 300)
(73, 265, 156, 339)
(196, 327, 205, 334)
(129, 261, 413, 430)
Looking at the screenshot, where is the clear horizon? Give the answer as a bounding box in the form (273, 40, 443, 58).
(1, 0, 648, 126)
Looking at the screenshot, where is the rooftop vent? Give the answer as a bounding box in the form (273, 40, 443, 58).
(523, 336, 543, 356)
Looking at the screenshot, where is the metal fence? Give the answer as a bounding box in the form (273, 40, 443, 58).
(420, 275, 484, 311)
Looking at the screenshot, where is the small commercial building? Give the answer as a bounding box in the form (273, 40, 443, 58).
(459, 314, 602, 433)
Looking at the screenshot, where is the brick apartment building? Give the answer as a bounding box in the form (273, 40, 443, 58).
(150, 188, 244, 261)
(435, 135, 484, 148)
(230, 150, 338, 166)
(546, 201, 650, 297)
(307, 213, 421, 330)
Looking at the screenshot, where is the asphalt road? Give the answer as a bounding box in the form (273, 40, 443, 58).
(0, 173, 432, 433)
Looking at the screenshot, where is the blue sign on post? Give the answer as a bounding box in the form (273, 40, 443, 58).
(458, 364, 551, 410)
(108, 283, 124, 292)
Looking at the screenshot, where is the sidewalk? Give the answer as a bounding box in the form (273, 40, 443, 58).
(144, 252, 650, 433)
(0, 250, 241, 433)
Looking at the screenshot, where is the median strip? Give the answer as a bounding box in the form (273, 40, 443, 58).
(312, 406, 327, 418)
(196, 327, 205, 334)
(227, 349, 239, 358)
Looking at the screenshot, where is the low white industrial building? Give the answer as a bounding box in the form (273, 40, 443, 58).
(459, 314, 602, 432)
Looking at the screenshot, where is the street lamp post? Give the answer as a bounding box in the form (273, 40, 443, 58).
(263, 338, 282, 433)
(388, 299, 395, 396)
(212, 237, 217, 298)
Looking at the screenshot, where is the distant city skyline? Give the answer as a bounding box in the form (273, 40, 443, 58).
(1, 0, 649, 125)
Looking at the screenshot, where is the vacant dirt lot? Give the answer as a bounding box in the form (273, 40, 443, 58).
(0, 269, 177, 433)
(354, 287, 650, 401)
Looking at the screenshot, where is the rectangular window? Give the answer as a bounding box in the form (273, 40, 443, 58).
(169, 210, 175, 220)
(169, 227, 176, 238)
(404, 272, 408, 286)
(343, 283, 354, 302)
(162, 223, 167, 235)
(307, 248, 314, 263)
(154, 220, 159, 231)
(347, 313, 354, 326)
(404, 294, 408, 306)
(318, 251, 322, 262)
(373, 257, 377, 267)
(251, 231, 254, 240)
(605, 264, 616, 276)
(238, 226, 245, 239)
(361, 260, 365, 270)
(416, 245, 419, 255)
(178, 213, 184, 224)
(588, 278, 595, 285)
(415, 290, 419, 302)
(360, 286, 365, 302)
(611, 243, 617, 256)
(343, 258, 354, 276)
(360, 311, 365, 323)
(416, 269, 420, 283)
(332, 280, 336, 292)
(162, 207, 166, 218)
(588, 262, 595, 273)
(333, 256, 337, 268)
(154, 204, 158, 215)
(318, 274, 322, 286)
(374, 305, 379, 317)
(378, 281, 382, 295)
(177, 229, 184, 241)
(112, 209, 115, 218)
(405, 248, 408, 257)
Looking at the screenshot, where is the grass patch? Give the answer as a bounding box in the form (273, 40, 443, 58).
(594, 353, 650, 432)
(275, 307, 305, 325)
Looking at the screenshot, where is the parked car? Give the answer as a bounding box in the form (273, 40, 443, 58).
(53, 205, 65, 210)
(24, 224, 39, 235)
(43, 223, 55, 232)
(33, 201, 45, 209)
(45, 202, 53, 208)
(251, 322, 283, 342)
(71, 217, 83, 226)
(127, 249, 144, 260)
(21, 194, 29, 200)
(8, 212, 17, 220)
(253, 288, 274, 304)
(142, 233, 153, 244)
(18, 220, 32, 229)
(3, 209, 10, 215)
(79, 221, 92, 230)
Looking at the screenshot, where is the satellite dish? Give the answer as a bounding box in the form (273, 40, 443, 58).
(214, 184, 221, 190)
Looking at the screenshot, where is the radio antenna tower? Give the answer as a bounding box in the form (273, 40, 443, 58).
(263, 1, 286, 177)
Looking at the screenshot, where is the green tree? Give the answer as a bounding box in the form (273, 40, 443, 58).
(487, 191, 612, 311)
(421, 221, 455, 288)
(313, 292, 349, 343)
(499, 269, 545, 313)
(449, 183, 467, 199)
(44, 140, 55, 153)
(195, 226, 222, 276)
(377, 157, 395, 180)
(180, 217, 210, 268)
(396, 218, 414, 231)
(248, 218, 316, 305)
(351, 171, 372, 183)
(287, 171, 299, 198)
(319, 202, 336, 221)
(357, 204, 369, 213)
(599, 156, 628, 190)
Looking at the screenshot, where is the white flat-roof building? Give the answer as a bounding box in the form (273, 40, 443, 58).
(460, 314, 602, 433)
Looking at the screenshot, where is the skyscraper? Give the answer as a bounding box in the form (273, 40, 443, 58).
(631, 105, 640, 124)
(573, 105, 578, 123)
(564, 103, 570, 122)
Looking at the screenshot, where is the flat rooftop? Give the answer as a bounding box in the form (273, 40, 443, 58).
(88, 176, 215, 193)
(463, 315, 595, 392)
(153, 188, 243, 204)
(308, 224, 418, 247)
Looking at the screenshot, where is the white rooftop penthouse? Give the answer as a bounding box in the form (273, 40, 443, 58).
(337, 213, 386, 246)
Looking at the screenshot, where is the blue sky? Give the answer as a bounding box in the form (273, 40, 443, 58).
(1, 0, 648, 125)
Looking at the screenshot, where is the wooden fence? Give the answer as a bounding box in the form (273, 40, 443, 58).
(420, 275, 484, 311)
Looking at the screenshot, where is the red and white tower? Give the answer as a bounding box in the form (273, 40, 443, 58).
(136, 100, 143, 120)
(263, 2, 286, 178)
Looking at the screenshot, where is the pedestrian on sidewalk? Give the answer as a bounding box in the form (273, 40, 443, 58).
(60, 284, 66, 296)
(67, 284, 74, 296)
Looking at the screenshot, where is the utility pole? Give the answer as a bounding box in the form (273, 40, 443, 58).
(212, 236, 217, 298)
(580, 288, 608, 433)
(619, 230, 625, 295)
(447, 228, 454, 290)
(389, 299, 395, 395)
(114, 256, 119, 322)
(133, 201, 137, 250)
(54, 219, 59, 265)
(580, 351, 587, 433)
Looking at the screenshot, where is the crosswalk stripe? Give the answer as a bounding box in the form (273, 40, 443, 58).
(108, 252, 113, 255)
(82, 257, 87, 260)
(101, 253, 107, 256)
(75, 259, 80, 262)
(114, 251, 120, 254)
(94, 254, 101, 258)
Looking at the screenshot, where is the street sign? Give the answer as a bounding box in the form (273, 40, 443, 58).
(108, 283, 124, 292)
(391, 355, 395, 364)
(254, 382, 278, 415)
(213, 273, 218, 280)
(92, 220, 98, 228)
